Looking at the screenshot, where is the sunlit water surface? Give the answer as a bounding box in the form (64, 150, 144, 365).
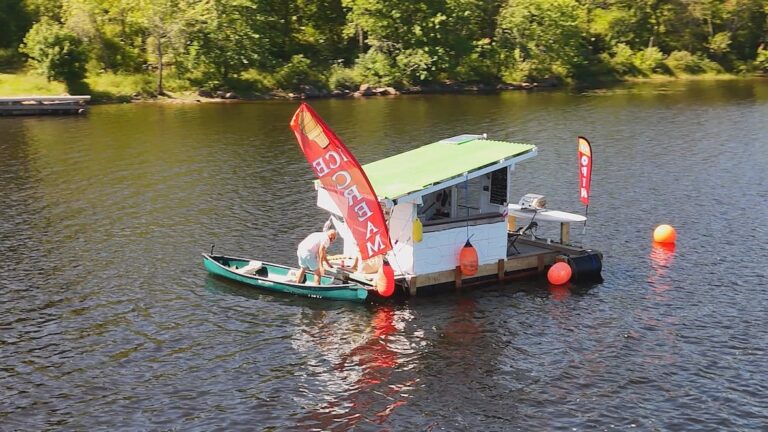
(1, 79, 767, 430)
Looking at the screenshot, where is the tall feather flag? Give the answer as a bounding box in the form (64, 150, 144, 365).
(290, 103, 392, 260)
(578, 136, 593, 233)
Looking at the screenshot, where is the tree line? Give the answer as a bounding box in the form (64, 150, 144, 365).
(1, 0, 767, 95)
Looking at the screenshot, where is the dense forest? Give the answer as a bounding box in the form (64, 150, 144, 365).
(1, 0, 767, 97)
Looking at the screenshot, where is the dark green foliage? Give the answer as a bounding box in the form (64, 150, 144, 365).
(757, 47, 768, 72)
(274, 55, 326, 91)
(454, 39, 501, 83)
(5, 0, 768, 94)
(664, 50, 723, 74)
(0, 0, 31, 69)
(21, 18, 88, 84)
(179, 1, 271, 86)
(327, 64, 362, 90)
(0, 0, 31, 49)
(342, 0, 509, 83)
(496, 0, 587, 82)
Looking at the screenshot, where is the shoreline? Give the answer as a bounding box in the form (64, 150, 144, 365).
(2, 72, 765, 106)
(124, 74, 767, 105)
(128, 81, 558, 105)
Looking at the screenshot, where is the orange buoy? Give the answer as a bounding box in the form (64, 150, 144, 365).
(459, 240, 479, 276)
(547, 262, 572, 285)
(653, 224, 677, 243)
(375, 260, 395, 297)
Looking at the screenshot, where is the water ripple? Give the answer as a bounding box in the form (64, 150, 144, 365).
(2, 81, 768, 430)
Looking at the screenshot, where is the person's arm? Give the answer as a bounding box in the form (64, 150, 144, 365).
(319, 245, 332, 270)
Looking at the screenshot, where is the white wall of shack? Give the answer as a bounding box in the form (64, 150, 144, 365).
(412, 221, 507, 275)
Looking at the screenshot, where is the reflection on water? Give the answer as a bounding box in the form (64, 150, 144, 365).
(2, 79, 768, 430)
(548, 285, 571, 301)
(649, 242, 676, 301)
(291, 306, 413, 430)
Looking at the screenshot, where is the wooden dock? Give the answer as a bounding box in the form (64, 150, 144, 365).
(340, 233, 603, 297)
(404, 238, 576, 294)
(0, 96, 91, 116)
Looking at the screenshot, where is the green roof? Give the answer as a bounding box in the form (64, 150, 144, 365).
(362, 136, 536, 200)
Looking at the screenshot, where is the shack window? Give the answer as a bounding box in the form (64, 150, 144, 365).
(418, 168, 508, 227)
(419, 188, 453, 222)
(490, 168, 508, 205)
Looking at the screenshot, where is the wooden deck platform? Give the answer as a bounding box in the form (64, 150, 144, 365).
(403, 236, 601, 296)
(335, 232, 602, 297)
(0, 96, 91, 116)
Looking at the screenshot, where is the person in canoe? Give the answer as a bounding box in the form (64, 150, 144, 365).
(295, 229, 337, 284)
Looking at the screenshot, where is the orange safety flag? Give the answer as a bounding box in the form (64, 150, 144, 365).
(577, 136, 593, 206)
(290, 103, 392, 260)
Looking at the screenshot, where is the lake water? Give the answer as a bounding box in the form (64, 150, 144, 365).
(1, 79, 767, 430)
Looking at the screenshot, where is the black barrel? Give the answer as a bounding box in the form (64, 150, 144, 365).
(566, 251, 603, 282)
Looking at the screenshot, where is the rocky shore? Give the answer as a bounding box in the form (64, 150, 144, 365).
(179, 79, 562, 103)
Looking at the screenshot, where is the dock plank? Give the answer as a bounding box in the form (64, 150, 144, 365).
(0, 96, 90, 116)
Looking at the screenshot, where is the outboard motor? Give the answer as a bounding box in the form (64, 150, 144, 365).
(518, 193, 547, 210)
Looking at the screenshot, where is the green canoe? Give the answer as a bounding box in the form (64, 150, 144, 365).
(202, 253, 370, 302)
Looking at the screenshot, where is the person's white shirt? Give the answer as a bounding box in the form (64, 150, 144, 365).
(298, 232, 330, 255)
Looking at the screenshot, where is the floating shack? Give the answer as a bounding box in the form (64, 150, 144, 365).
(204, 104, 603, 302)
(320, 134, 603, 296)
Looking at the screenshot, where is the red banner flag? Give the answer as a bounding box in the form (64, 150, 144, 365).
(290, 103, 392, 260)
(578, 136, 592, 206)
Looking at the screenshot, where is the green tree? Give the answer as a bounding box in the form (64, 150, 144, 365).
(290, 0, 351, 64)
(0, 0, 31, 68)
(343, 0, 505, 84)
(21, 17, 88, 85)
(4, 0, 767, 94)
(496, 0, 588, 82)
(0, 0, 31, 49)
(180, 0, 272, 86)
(586, 1, 691, 54)
(134, 0, 210, 94)
(273, 54, 325, 90)
(446, 0, 506, 81)
(756, 45, 768, 71)
(722, 0, 767, 61)
(62, 0, 146, 72)
(343, 0, 443, 79)
(24, 0, 65, 21)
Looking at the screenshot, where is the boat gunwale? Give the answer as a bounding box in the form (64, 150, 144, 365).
(202, 253, 370, 292)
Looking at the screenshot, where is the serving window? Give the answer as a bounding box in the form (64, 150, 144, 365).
(418, 167, 508, 228)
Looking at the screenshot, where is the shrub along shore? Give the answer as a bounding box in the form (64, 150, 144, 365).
(0, 69, 759, 105)
(0, 70, 564, 103)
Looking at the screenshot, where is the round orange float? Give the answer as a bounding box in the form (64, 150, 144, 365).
(547, 262, 572, 285)
(653, 224, 677, 243)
